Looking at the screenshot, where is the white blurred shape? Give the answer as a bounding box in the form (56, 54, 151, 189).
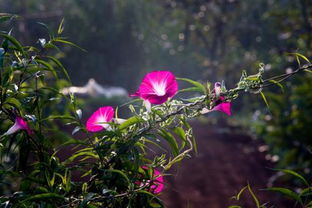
(61, 79, 128, 98)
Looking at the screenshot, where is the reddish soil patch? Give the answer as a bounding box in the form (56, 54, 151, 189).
(161, 122, 287, 208)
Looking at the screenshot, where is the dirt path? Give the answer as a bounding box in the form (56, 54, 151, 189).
(161, 122, 286, 208)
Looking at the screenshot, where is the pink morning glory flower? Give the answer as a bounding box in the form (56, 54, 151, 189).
(201, 82, 232, 116)
(211, 97, 232, 116)
(131, 71, 178, 105)
(86, 106, 114, 132)
(139, 166, 164, 194)
(148, 168, 164, 194)
(4, 116, 32, 136)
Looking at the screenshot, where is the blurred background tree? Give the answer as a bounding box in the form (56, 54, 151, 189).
(2, 0, 310, 87)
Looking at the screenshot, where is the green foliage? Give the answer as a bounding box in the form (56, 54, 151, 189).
(266, 169, 312, 207)
(254, 75, 312, 171)
(229, 184, 267, 208)
(0, 18, 200, 207)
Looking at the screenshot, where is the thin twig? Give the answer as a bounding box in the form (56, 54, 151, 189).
(164, 131, 193, 170)
(263, 64, 312, 86)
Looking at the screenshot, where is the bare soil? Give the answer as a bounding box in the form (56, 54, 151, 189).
(161, 122, 288, 208)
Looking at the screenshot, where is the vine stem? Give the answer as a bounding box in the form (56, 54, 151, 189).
(105, 64, 312, 173)
(263, 64, 312, 86)
(83, 63, 312, 204)
(163, 130, 193, 170)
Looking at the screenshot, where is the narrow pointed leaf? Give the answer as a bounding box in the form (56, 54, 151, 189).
(247, 184, 260, 208)
(260, 92, 270, 110)
(159, 130, 179, 157)
(46, 56, 71, 81)
(53, 38, 87, 52)
(269, 80, 284, 92)
(277, 169, 309, 186)
(266, 187, 302, 204)
(177, 78, 206, 94)
(0, 33, 26, 56)
(118, 116, 142, 130)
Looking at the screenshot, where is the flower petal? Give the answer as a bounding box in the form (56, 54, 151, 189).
(4, 117, 32, 136)
(212, 102, 232, 116)
(132, 71, 178, 104)
(143, 100, 151, 112)
(140, 166, 165, 194)
(150, 169, 164, 194)
(4, 122, 21, 135)
(86, 106, 114, 132)
(214, 82, 221, 97)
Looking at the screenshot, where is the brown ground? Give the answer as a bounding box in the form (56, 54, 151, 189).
(161, 122, 288, 208)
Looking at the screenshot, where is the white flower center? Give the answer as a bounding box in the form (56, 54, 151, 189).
(152, 81, 166, 96)
(96, 116, 109, 129)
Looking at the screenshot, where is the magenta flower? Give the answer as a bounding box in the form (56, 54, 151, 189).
(139, 166, 164, 194)
(200, 82, 232, 116)
(4, 116, 32, 136)
(148, 168, 164, 194)
(86, 106, 114, 132)
(211, 97, 232, 116)
(131, 71, 178, 105)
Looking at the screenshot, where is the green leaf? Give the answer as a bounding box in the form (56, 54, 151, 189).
(306, 200, 312, 207)
(41, 115, 75, 121)
(178, 87, 204, 93)
(44, 42, 60, 50)
(266, 187, 302, 204)
(177, 78, 206, 94)
(300, 187, 312, 197)
(86, 204, 98, 208)
(0, 15, 12, 24)
(35, 59, 58, 78)
(52, 38, 87, 52)
(247, 184, 260, 208)
(46, 56, 71, 81)
(22, 193, 64, 202)
(137, 190, 156, 197)
(233, 186, 247, 200)
(118, 116, 143, 130)
(81, 169, 92, 178)
(269, 80, 284, 92)
(304, 69, 312, 74)
(191, 134, 197, 154)
(58, 18, 65, 35)
(104, 169, 130, 184)
(1, 29, 11, 52)
(0, 32, 26, 56)
(37, 22, 54, 39)
(67, 151, 99, 162)
(142, 137, 166, 152)
(173, 127, 186, 150)
(46, 172, 56, 188)
(260, 92, 270, 110)
(4, 97, 22, 109)
(159, 130, 179, 157)
(120, 98, 141, 107)
(277, 169, 309, 186)
(287, 52, 310, 65)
